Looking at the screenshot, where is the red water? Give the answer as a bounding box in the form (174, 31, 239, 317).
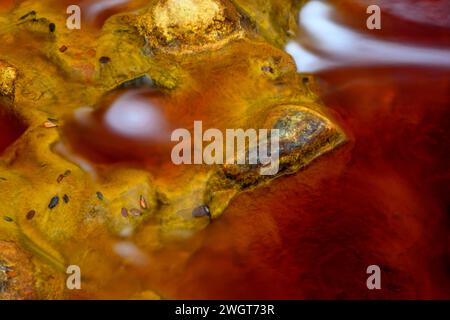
(62, 89, 175, 165)
(0, 105, 26, 154)
(63, 0, 449, 299)
(141, 0, 450, 299)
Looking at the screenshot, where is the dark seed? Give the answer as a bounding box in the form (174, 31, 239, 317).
(48, 196, 59, 209)
(63, 194, 69, 203)
(57, 174, 64, 183)
(121, 208, 128, 218)
(99, 56, 111, 64)
(130, 208, 141, 217)
(49, 23, 55, 33)
(26, 210, 36, 220)
(261, 66, 274, 73)
(192, 205, 211, 218)
(59, 45, 68, 53)
(96, 192, 104, 200)
(302, 77, 309, 84)
(3, 216, 13, 222)
(57, 170, 71, 183)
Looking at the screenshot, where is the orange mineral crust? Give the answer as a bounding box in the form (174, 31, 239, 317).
(0, 0, 449, 300)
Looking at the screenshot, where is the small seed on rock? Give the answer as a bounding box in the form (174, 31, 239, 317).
(59, 45, 68, 53)
(43, 120, 57, 128)
(121, 208, 128, 218)
(26, 210, 36, 220)
(44, 121, 58, 128)
(96, 191, 104, 200)
(49, 23, 55, 33)
(3, 216, 13, 222)
(63, 194, 69, 203)
(130, 208, 141, 217)
(48, 196, 59, 209)
(261, 65, 274, 73)
(99, 56, 110, 64)
(192, 205, 211, 218)
(139, 195, 147, 209)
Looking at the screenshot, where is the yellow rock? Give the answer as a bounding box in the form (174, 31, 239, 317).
(0, 60, 17, 97)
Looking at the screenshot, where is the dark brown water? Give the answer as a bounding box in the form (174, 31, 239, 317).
(0, 104, 26, 154)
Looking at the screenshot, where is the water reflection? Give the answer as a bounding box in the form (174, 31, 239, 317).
(83, 0, 129, 24)
(286, 0, 450, 72)
(62, 88, 174, 166)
